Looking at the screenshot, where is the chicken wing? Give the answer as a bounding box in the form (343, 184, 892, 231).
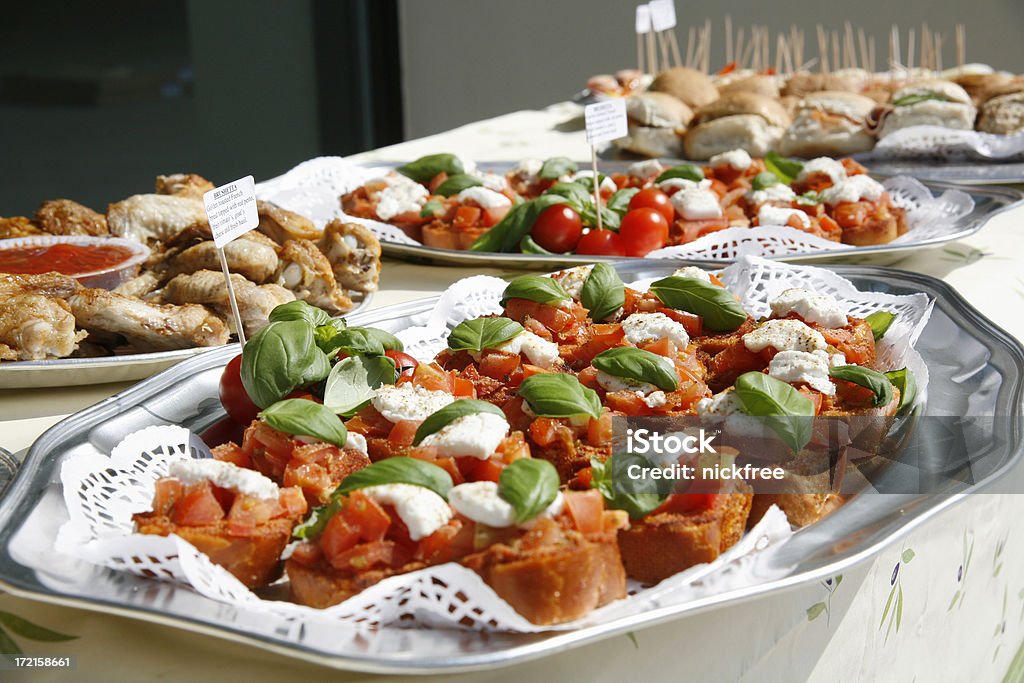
(0, 216, 42, 239)
(107, 194, 208, 246)
(0, 294, 85, 360)
(0, 272, 82, 299)
(113, 271, 162, 299)
(156, 173, 215, 199)
(274, 239, 352, 314)
(317, 220, 381, 293)
(257, 200, 321, 243)
(162, 237, 279, 284)
(68, 289, 229, 351)
(35, 199, 108, 236)
(163, 270, 295, 336)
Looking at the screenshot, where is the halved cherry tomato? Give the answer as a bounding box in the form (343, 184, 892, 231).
(532, 204, 583, 252)
(619, 208, 669, 256)
(576, 228, 626, 256)
(565, 489, 604, 535)
(385, 350, 418, 378)
(219, 354, 260, 425)
(628, 188, 674, 224)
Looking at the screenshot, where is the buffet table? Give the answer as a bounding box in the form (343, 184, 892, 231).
(1, 103, 1023, 681)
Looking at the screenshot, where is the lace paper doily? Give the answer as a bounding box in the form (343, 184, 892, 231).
(868, 126, 1024, 161)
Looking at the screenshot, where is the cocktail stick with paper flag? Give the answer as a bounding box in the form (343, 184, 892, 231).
(203, 176, 259, 345)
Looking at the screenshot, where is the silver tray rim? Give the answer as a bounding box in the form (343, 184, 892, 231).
(0, 263, 1022, 674)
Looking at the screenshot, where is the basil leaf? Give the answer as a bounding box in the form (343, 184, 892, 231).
(579, 198, 621, 231)
(796, 191, 822, 206)
(655, 164, 704, 184)
(894, 93, 945, 107)
(591, 455, 665, 520)
(323, 355, 398, 416)
(884, 368, 917, 413)
(581, 262, 625, 322)
(607, 187, 640, 214)
(649, 276, 748, 332)
(313, 318, 346, 353)
(268, 300, 332, 327)
(420, 198, 446, 218)
(334, 456, 453, 500)
(470, 194, 569, 253)
(539, 157, 577, 180)
(435, 173, 483, 197)
(592, 347, 679, 392)
(571, 173, 608, 194)
(501, 274, 570, 307)
(829, 365, 894, 408)
(764, 151, 804, 184)
(259, 398, 348, 447)
(448, 317, 524, 352)
(519, 373, 601, 420)
(520, 234, 554, 254)
(396, 153, 464, 184)
(543, 181, 589, 209)
(413, 399, 506, 445)
(241, 320, 331, 408)
(865, 311, 896, 340)
(752, 171, 782, 191)
(734, 372, 815, 453)
(292, 498, 341, 539)
(361, 327, 403, 352)
(498, 458, 559, 524)
(317, 325, 403, 357)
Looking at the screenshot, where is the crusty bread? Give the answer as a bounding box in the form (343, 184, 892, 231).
(782, 73, 862, 98)
(978, 91, 1024, 135)
(779, 91, 878, 157)
(719, 75, 780, 99)
(287, 558, 431, 608)
(614, 124, 685, 158)
(649, 67, 719, 109)
(684, 115, 786, 160)
(625, 92, 694, 128)
(694, 92, 791, 128)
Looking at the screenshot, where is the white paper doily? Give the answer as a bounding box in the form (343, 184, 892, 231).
(868, 125, 1024, 161)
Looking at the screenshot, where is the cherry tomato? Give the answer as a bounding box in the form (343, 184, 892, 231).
(531, 205, 583, 253)
(619, 208, 670, 257)
(576, 229, 626, 256)
(385, 350, 419, 378)
(219, 354, 261, 424)
(629, 187, 674, 223)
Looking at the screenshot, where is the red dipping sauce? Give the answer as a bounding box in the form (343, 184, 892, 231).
(0, 242, 136, 275)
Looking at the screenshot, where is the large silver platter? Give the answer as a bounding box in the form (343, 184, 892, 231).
(0, 261, 1021, 674)
(856, 160, 1024, 186)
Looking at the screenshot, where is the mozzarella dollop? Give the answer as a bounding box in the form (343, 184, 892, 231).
(769, 288, 848, 328)
(621, 312, 690, 348)
(457, 186, 512, 209)
(696, 390, 744, 417)
(670, 188, 723, 220)
(758, 205, 811, 228)
(643, 390, 668, 407)
(672, 266, 712, 282)
(361, 484, 453, 541)
(768, 349, 835, 395)
(821, 175, 886, 205)
(567, 170, 617, 194)
(796, 158, 847, 185)
(169, 459, 278, 500)
(419, 411, 510, 459)
(747, 183, 797, 205)
(371, 383, 455, 423)
(480, 172, 510, 192)
(743, 319, 827, 353)
(374, 175, 428, 220)
(710, 148, 753, 170)
(552, 265, 593, 300)
(628, 159, 665, 179)
(512, 158, 543, 181)
(596, 370, 659, 395)
(658, 177, 712, 193)
(473, 330, 560, 369)
(449, 480, 564, 528)
(346, 432, 368, 454)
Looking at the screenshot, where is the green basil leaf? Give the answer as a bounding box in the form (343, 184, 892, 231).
(520, 234, 555, 254)
(361, 327, 404, 352)
(590, 455, 666, 520)
(543, 181, 589, 209)
(448, 317, 524, 352)
(470, 194, 569, 253)
(734, 372, 815, 453)
(592, 347, 679, 392)
(519, 373, 601, 420)
(396, 153, 464, 184)
(420, 198, 446, 217)
(571, 173, 609, 194)
(752, 171, 782, 191)
(292, 498, 341, 539)
(323, 355, 398, 415)
(579, 198, 621, 231)
(764, 151, 804, 184)
(313, 318, 346, 353)
(435, 173, 483, 197)
(581, 262, 625, 322)
(317, 325, 403, 357)
(334, 456, 454, 500)
(268, 300, 332, 327)
(796, 190, 822, 206)
(539, 156, 578, 180)
(829, 365, 894, 408)
(607, 187, 640, 214)
(884, 368, 917, 413)
(894, 93, 945, 107)
(649, 276, 748, 332)
(865, 311, 896, 340)
(655, 164, 704, 184)
(241, 320, 330, 408)
(501, 274, 571, 307)
(413, 399, 506, 445)
(498, 458, 559, 524)
(259, 398, 349, 447)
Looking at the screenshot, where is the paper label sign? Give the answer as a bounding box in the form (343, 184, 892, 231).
(649, 0, 676, 31)
(585, 99, 628, 145)
(635, 4, 651, 34)
(204, 176, 258, 248)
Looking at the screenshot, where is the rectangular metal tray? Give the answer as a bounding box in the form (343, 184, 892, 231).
(0, 261, 1021, 674)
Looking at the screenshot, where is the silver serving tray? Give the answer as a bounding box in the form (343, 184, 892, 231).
(853, 160, 1024, 186)
(373, 163, 1022, 269)
(0, 261, 1021, 674)
(0, 292, 373, 389)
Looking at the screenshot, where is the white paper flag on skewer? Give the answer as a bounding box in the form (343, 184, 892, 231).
(584, 100, 628, 145)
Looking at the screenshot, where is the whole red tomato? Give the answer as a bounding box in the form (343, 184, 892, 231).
(619, 208, 670, 256)
(576, 229, 626, 256)
(219, 354, 261, 424)
(531, 204, 583, 252)
(628, 187, 674, 223)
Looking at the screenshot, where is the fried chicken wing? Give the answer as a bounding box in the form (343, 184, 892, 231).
(113, 271, 162, 299)
(317, 220, 381, 293)
(35, 199, 108, 236)
(68, 289, 229, 351)
(164, 270, 294, 336)
(0, 294, 86, 360)
(107, 194, 208, 246)
(0, 216, 42, 239)
(0, 272, 82, 299)
(155, 173, 215, 199)
(257, 200, 321, 243)
(274, 239, 352, 313)
(163, 237, 279, 284)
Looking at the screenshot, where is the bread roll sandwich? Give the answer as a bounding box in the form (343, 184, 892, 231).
(779, 91, 877, 157)
(684, 92, 791, 159)
(879, 80, 976, 136)
(648, 67, 720, 109)
(977, 89, 1024, 135)
(614, 92, 694, 158)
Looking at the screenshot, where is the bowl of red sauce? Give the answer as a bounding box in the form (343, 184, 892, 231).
(0, 236, 150, 289)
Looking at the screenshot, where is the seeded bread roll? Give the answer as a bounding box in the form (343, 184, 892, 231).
(977, 90, 1024, 134)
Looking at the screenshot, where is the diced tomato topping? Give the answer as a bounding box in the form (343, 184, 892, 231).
(341, 491, 392, 542)
(587, 410, 613, 446)
(479, 351, 521, 381)
(504, 298, 575, 333)
(529, 417, 564, 447)
(451, 376, 476, 397)
(152, 478, 183, 515)
(565, 489, 604, 535)
(427, 172, 448, 193)
(410, 363, 452, 392)
(388, 420, 420, 448)
(283, 462, 333, 502)
(640, 337, 678, 359)
(227, 494, 274, 536)
(333, 540, 397, 570)
(457, 456, 505, 482)
(655, 492, 719, 515)
(210, 441, 251, 469)
(171, 483, 225, 526)
(416, 523, 460, 564)
(345, 405, 393, 438)
(453, 205, 482, 229)
(289, 541, 322, 565)
(321, 515, 361, 568)
(278, 487, 308, 517)
(604, 391, 649, 415)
